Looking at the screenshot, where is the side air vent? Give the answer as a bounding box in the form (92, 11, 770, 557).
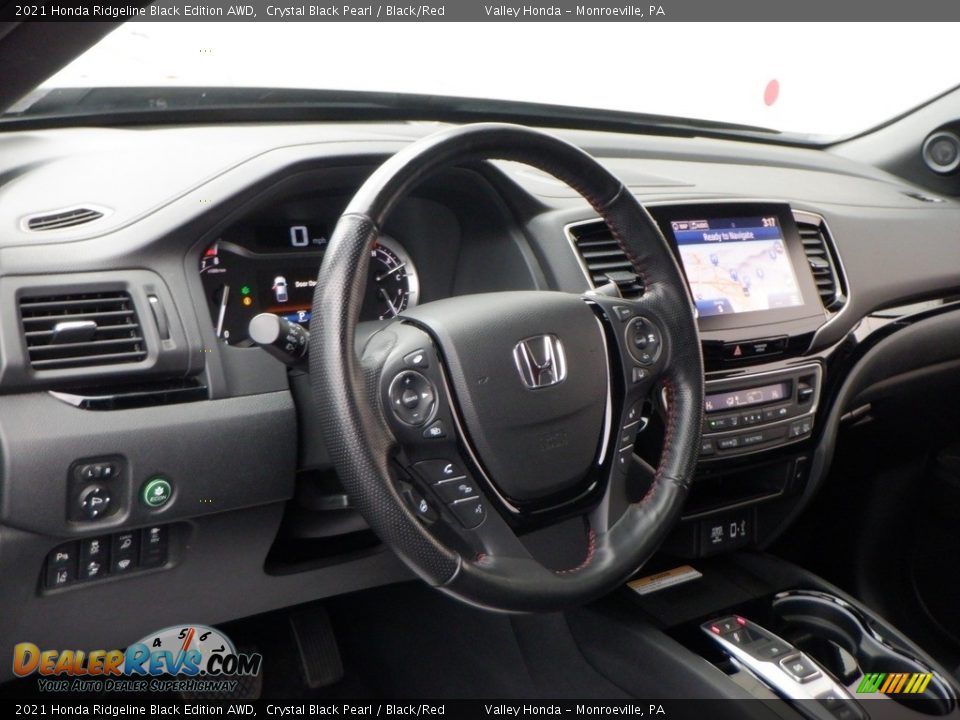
(19, 291, 147, 370)
(22, 206, 107, 232)
(567, 221, 644, 298)
(795, 214, 845, 312)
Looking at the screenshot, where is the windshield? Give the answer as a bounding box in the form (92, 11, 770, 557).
(9, 22, 960, 140)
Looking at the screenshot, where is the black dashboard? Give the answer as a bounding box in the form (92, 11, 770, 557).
(1, 119, 960, 678)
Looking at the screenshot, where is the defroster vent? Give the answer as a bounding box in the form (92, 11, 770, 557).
(19, 291, 147, 370)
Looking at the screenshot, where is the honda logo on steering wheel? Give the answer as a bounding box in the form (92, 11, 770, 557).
(512, 335, 567, 389)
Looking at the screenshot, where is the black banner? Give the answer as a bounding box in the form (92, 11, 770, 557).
(0, 698, 914, 719)
(3, 0, 960, 21)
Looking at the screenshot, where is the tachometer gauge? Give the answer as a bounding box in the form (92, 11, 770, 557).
(364, 235, 420, 320)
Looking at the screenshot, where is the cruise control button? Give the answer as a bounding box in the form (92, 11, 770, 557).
(433, 477, 478, 502)
(779, 653, 821, 683)
(448, 496, 485, 529)
(413, 459, 464, 483)
(422, 420, 447, 439)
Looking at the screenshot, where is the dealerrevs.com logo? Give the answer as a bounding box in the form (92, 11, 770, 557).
(13, 625, 262, 694)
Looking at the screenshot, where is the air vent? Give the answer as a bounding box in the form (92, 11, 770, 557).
(23, 206, 106, 232)
(795, 215, 845, 312)
(567, 221, 644, 298)
(19, 291, 147, 370)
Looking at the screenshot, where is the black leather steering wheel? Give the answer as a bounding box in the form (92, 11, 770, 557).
(310, 123, 703, 612)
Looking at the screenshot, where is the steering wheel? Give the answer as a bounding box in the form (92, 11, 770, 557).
(310, 123, 703, 612)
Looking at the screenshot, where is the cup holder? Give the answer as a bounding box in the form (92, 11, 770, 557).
(772, 591, 955, 716)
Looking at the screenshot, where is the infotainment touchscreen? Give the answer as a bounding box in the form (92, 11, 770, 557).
(670, 216, 804, 318)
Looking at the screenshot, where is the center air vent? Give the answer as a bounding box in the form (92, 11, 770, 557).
(19, 291, 147, 370)
(22, 206, 107, 232)
(567, 221, 644, 298)
(795, 213, 846, 312)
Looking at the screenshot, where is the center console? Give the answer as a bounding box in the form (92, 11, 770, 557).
(611, 553, 959, 720)
(608, 201, 844, 561)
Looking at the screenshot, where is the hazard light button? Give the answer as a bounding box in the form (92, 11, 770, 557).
(723, 337, 788, 362)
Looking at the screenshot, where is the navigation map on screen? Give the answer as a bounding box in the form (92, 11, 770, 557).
(671, 216, 805, 317)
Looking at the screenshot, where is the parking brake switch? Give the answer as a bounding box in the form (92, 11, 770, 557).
(702, 616, 865, 720)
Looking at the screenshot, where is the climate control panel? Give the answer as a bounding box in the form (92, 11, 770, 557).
(699, 364, 822, 460)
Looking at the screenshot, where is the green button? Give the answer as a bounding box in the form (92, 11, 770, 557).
(141, 477, 172, 508)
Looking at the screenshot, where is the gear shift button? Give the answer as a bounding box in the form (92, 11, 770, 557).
(779, 653, 821, 683)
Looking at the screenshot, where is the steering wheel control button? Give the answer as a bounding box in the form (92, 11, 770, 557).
(400, 483, 438, 523)
(612, 305, 633, 321)
(78, 485, 112, 520)
(625, 400, 644, 427)
(413, 459, 464, 483)
(388, 370, 437, 426)
(448, 496, 485, 529)
(422, 420, 447, 439)
(433, 477, 478, 503)
(625, 316, 663, 366)
(403, 349, 430, 369)
(779, 653, 821, 683)
(141, 477, 172, 508)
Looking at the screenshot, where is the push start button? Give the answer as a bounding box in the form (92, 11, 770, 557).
(141, 477, 172, 508)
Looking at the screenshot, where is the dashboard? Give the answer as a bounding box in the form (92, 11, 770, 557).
(1, 119, 960, 677)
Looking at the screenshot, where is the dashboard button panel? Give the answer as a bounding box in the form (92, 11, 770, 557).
(43, 526, 173, 591)
(700, 364, 822, 460)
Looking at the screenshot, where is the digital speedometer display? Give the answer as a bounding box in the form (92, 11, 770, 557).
(199, 234, 419, 345)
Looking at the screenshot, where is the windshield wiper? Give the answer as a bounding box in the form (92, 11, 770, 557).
(2, 86, 786, 141)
